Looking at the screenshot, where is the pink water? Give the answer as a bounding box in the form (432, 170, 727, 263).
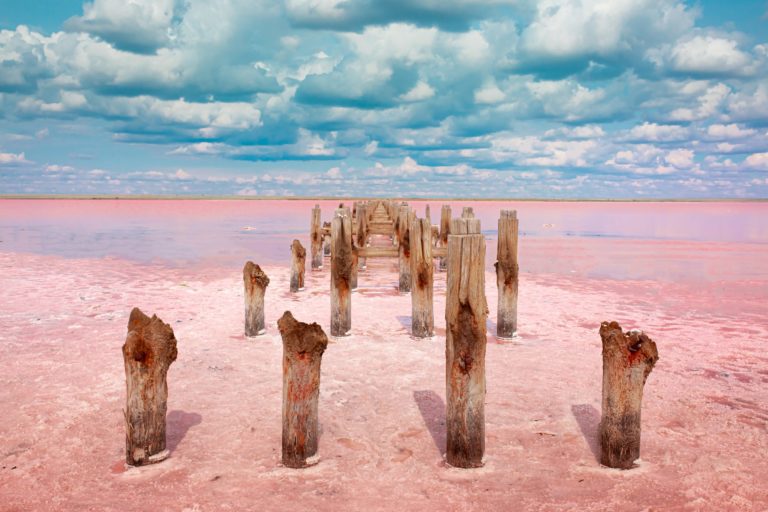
(1, 199, 767, 511)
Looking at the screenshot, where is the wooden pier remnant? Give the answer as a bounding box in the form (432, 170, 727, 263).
(439, 205, 451, 271)
(599, 321, 659, 469)
(278, 311, 329, 468)
(397, 205, 413, 293)
(410, 217, 434, 337)
(445, 232, 488, 468)
(322, 223, 332, 256)
(495, 210, 519, 338)
(244, 261, 270, 336)
(290, 239, 306, 293)
(461, 206, 474, 219)
(122, 307, 178, 466)
(310, 205, 323, 270)
(356, 203, 368, 271)
(331, 209, 352, 336)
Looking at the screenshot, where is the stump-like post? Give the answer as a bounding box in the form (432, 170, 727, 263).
(356, 203, 368, 271)
(461, 206, 474, 219)
(410, 218, 434, 337)
(445, 233, 488, 468)
(244, 261, 270, 336)
(278, 311, 329, 468)
(310, 205, 323, 270)
(123, 307, 178, 467)
(599, 321, 659, 469)
(495, 210, 519, 338)
(331, 210, 352, 336)
(322, 224, 331, 257)
(398, 206, 413, 293)
(290, 239, 306, 293)
(425, 204, 431, 223)
(439, 205, 451, 271)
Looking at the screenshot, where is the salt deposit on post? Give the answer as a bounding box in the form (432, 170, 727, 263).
(599, 321, 659, 469)
(277, 311, 329, 468)
(410, 217, 434, 338)
(290, 239, 306, 293)
(122, 307, 178, 467)
(445, 232, 488, 468)
(243, 261, 269, 336)
(495, 210, 519, 338)
(330, 209, 352, 336)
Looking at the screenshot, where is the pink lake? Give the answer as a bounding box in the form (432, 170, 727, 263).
(0, 199, 767, 511)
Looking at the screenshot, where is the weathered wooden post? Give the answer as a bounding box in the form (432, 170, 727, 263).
(356, 203, 368, 271)
(599, 321, 659, 469)
(495, 210, 519, 338)
(244, 261, 270, 336)
(310, 205, 323, 270)
(439, 205, 451, 271)
(290, 239, 306, 293)
(410, 217, 434, 337)
(123, 307, 178, 466)
(461, 206, 474, 219)
(397, 206, 413, 293)
(445, 232, 488, 468)
(425, 204, 431, 223)
(278, 311, 329, 468)
(331, 209, 352, 336)
(322, 223, 331, 256)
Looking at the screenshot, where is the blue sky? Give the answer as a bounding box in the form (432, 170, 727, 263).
(1, 0, 767, 198)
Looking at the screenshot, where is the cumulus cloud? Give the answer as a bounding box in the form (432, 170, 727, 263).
(744, 152, 768, 170)
(666, 36, 754, 76)
(0, 151, 32, 164)
(706, 124, 756, 140)
(626, 122, 690, 142)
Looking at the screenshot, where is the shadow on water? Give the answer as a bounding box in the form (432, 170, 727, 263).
(166, 410, 203, 453)
(413, 390, 446, 456)
(571, 404, 601, 462)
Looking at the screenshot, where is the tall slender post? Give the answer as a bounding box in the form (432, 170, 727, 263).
(331, 209, 352, 336)
(322, 223, 331, 256)
(599, 321, 658, 469)
(310, 205, 323, 270)
(357, 203, 368, 271)
(425, 204, 431, 224)
(495, 210, 519, 338)
(123, 308, 178, 466)
(290, 239, 306, 293)
(397, 206, 413, 293)
(244, 261, 270, 336)
(410, 217, 434, 338)
(461, 206, 474, 219)
(439, 205, 451, 271)
(278, 311, 329, 468)
(445, 233, 487, 468)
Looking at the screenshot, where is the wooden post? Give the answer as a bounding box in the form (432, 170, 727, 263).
(461, 206, 474, 219)
(310, 205, 323, 270)
(356, 203, 368, 271)
(278, 311, 329, 468)
(290, 239, 306, 293)
(331, 209, 352, 336)
(425, 204, 431, 223)
(398, 206, 413, 293)
(599, 321, 659, 469)
(495, 210, 519, 338)
(322, 224, 331, 257)
(244, 261, 270, 336)
(410, 218, 434, 337)
(445, 233, 487, 468)
(439, 205, 451, 271)
(123, 307, 178, 466)
(451, 217, 481, 235)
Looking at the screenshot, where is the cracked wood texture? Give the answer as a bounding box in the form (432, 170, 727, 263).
(439, 205, 451, 271)
(410, 217, 434, 338)
(445, 234, 488, 468)
(278, 311, 329, 468)
(243, 261, 269, 336)
(290, 239, 306, 293)
(310, 205, 322, 270)
(599, 321, 659, 469)
(495, 210, 519, 338)
(397, 206, 414, 293)
(330, 209, 352, 336)
(123, 307, 178, 467)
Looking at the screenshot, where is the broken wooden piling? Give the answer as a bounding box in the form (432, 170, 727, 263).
(290, 239, 306, 293)
(310, 205, 323, 270)
(397, 205, 414, 293)
(439, 205, 451, 271)
(278, 311, 329, 468)
(445, 233, 488, 468)
(123, 307, 178, 467)
(244, 261, 270, 336)
(331, 209, 352, 336)
(495, 210, 519, 338)
(356, 203, 368, 272)
(599, 321, 658, 469)
(410, 217, 434, 338)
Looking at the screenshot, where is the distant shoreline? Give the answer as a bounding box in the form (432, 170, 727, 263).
(1, 195, 766, 202)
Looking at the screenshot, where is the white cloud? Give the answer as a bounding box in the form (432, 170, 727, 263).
(665, 148, 694, 169)
(44, 164, 75, 172)
(326, 166, 342, 178)
(627, 122, 689, 142)
(668, 36, 753, 75)
(400, 81, 435, 102)
(744, 153, 768, 170)
(669, 83, 730, 121)
(706, 123, 756, 140)
(474, 81, 505, 104)
(0, 151, 31, 164)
